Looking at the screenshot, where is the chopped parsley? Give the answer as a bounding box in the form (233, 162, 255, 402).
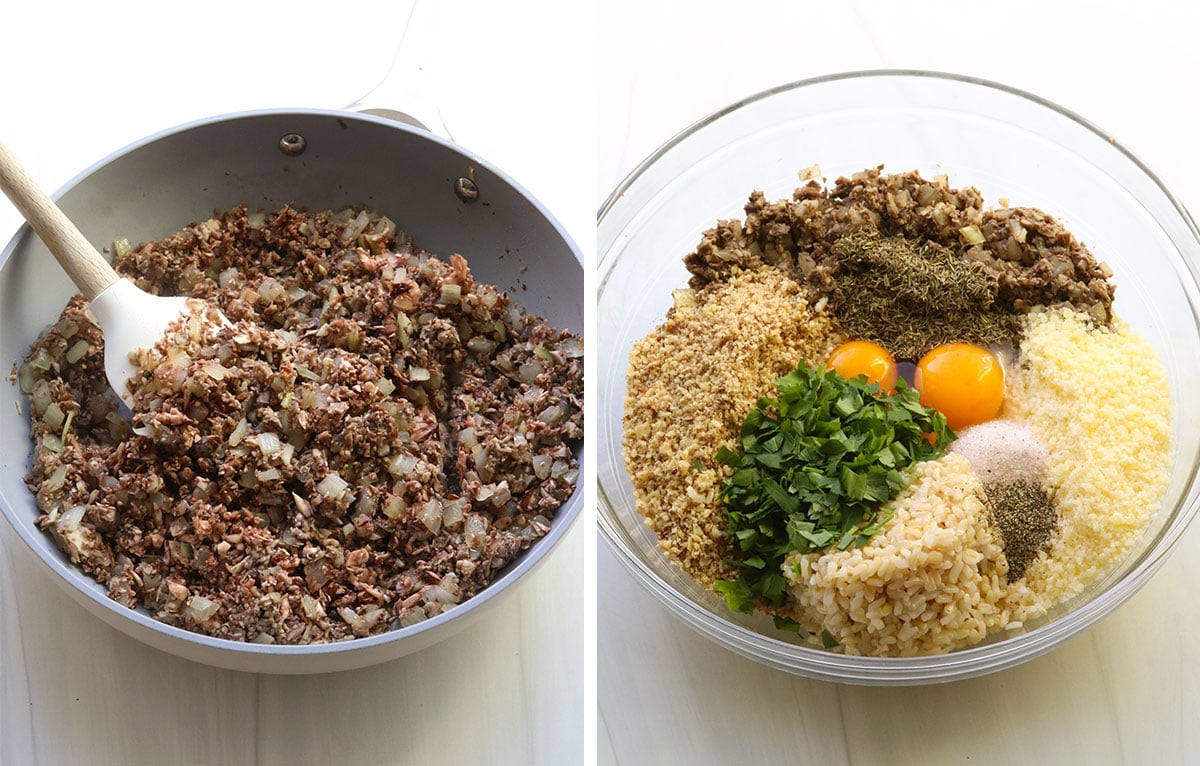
(715, 361, 954, 611)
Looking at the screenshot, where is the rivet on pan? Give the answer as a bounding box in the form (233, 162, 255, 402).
(279, 133, 307, 156)
(454, 177, 479, 203)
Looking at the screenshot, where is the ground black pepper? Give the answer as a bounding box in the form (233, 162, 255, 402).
(983, 479, 1057, 581)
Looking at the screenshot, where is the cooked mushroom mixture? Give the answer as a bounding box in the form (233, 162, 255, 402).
(685, 166, 1115, 352)
(20, 206, 583, 644)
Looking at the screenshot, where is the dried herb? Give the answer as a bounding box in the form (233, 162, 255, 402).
(714, 361, 954, 610)
(827, 230, 1016, 360)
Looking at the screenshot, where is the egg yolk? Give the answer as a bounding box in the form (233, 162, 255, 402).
(914, 343, 1004, 430)
(828, 340, 898, 393)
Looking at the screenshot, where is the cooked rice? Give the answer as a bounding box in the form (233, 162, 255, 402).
(784, 453, 1038, 656)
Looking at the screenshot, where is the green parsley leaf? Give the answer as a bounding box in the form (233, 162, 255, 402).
(774, 616, 802, 633)
(714, 579, 755, 613)
(717, 361, 954, 613)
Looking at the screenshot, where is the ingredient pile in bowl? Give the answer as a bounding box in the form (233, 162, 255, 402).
(18, 206, 584, 644)
(623, 167, 1171, 657)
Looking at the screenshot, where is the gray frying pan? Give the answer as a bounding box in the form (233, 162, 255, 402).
(0, 109, 584, 673)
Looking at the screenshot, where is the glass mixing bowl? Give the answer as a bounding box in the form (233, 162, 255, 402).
(597, 70, 1200, 684)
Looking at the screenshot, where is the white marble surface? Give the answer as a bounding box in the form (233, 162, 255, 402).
(597, 2, 1200, 764)
(0, 2, 593, 764)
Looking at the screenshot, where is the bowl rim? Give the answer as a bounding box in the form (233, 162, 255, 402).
(0, 106, 585, 660)
(596, 68, 1200, 682)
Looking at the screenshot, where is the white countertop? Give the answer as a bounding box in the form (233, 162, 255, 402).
(597, 2, 1200, 764)
(0, 2, 593, 764)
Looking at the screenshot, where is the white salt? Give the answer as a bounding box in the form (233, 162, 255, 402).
(949, 419, 1048, 485)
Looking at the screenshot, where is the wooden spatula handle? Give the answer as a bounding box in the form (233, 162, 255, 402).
(0, 139, 119, 300)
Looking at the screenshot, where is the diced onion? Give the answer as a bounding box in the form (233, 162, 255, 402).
(423, 582, 460, 606)
(959, 225, 986, 245)
(340, 210, 371, 244)
(317, 472, 350, 499)
(185, 595, 220, 622)
(31, 379, 52, 416)
(112, 238, 132, 261)
(419, 499, 442, 534)
(472, 444, 490, 476)
(440, 283, 462, 305)
(57, 505, 86, 531)
(65, 340, 89, 364)
(487, 481, 511, 507)
(17, 363, 35, 395)
(300, 594, 324, 620)
(467, 336, 497, 355)
(409, 367, 431, 382)
(376, 377, 396, 396)
(538, 405, 565, 426)
(371, 216, 396, 241)
(228, 418, 250, 446)
(43, 465, 69, 492)
(531, 454, 552, 480)
(253, 432, 282, 456)
(257, 277, 286, 302)
(202, 363, 230, 381)
(518, 361, 543, 385)
(557, 337, 583, 359)
(399, 607, 428, 628)
(442, 498, 465, 530)
(165, 347, 191, 368)
(383, 495, 406, 519)
(1009, 218, 1028, 243)
(43, 402, 65, 431)
(458, 427, 477, 449)
(387, 454, 420, 478)
(520, 386, 544, 406)
(30, 347, 52, 371)
(672, 289, 698, 312)
(304, 559, 327, 588)
(464, 515, 488, 547)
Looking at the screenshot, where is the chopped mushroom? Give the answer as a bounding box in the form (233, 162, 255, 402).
(20, 205, 583, 644)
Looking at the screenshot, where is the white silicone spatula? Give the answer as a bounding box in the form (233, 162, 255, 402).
(0, 139, 210, 408)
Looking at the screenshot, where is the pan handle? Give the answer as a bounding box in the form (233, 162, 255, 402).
(343, 0, 453, 141)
